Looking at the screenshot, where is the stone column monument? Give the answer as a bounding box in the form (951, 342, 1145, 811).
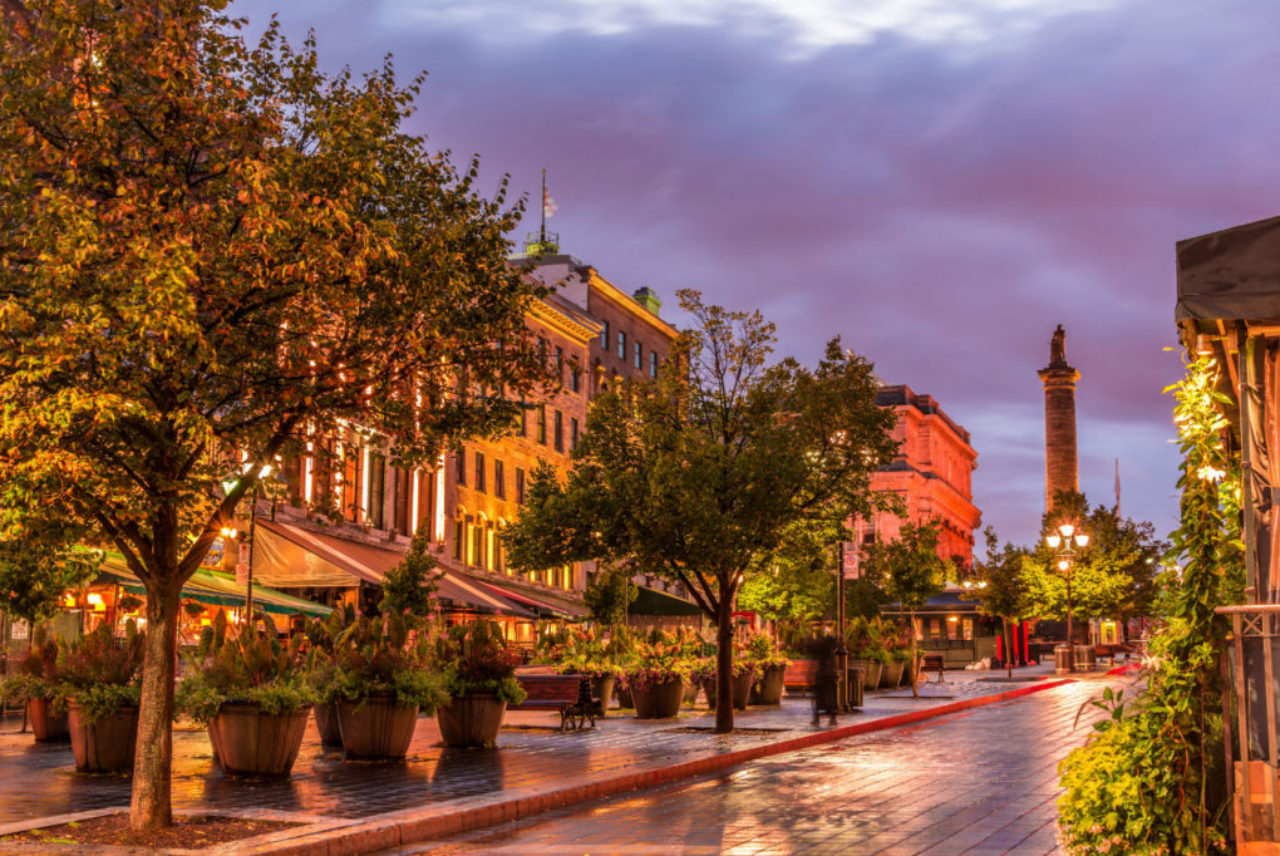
(1038, 325, 1079, 512)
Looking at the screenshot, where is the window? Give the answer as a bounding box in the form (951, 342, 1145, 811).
(494, 459, 505, 499)
(554, 410, 563, 452)
(538, 336, 547, 366)
(617, 330, 626, 359)
(570, 418, 579, 450)
(600, 321, 609, 349)
(452, 518, 464, 560)
(555, 346, 563, 378)
(515, 468, 526, 505)
(485, 523, 497, 572)
(472, 523, 485, 567)
(367, 453, 386, 529)
(537, 405, 547, 444)
(520, 407, 528, 437)
(455, 448, 466, 485)
(569, 363, 580, 393)
(634, 341, 642, 370)
(474, 452, 486, 493)
(649, 351, 658, 379)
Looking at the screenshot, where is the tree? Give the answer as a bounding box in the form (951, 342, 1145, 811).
(582, 564, 637, 627)
(504, 292, 898, 733)
(738, 518, 840, 628)
(0, 536, 101, 625)
(0, 0, 543, 830)
(964, 527, 1029, 679)
(379, 528, 441, 618)
(1022, 491, 1165, 643)
(863, 520, 949, 697)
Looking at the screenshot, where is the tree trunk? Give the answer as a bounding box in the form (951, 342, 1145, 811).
(714, 598, 735, 734)
(908, 609, 918, 698)
(130, 581, 180, 832)
(1003, 620, 1013, 680)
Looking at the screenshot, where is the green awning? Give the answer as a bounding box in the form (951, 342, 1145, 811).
(100, 555, 331, 618)
(630, 585, 702, 617)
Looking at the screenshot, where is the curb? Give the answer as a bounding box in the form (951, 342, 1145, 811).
(227, 678, 1074, 856)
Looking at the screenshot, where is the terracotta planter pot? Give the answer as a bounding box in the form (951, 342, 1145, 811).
(436, 692, 507, 748)
(616, 682, 634, 709)
(28, 697, 68, 742)
(732, 668, 755, 710)
(682, 681, 698, 706)
(880, 659, 905, 689)
(591, 675, 617, 716)
(701, 677, 718, 709)
(68, 702, 138, 773)
(209, 702, 311, 777)
(631, 677, 684, 719)
(337, 695, 419, 759)
(314, 701, 343, 746)
(862, 660, 883, 692)
(748, 664, 786, 706)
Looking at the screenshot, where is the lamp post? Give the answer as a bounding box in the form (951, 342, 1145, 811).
(1045, 523, 1089, 672)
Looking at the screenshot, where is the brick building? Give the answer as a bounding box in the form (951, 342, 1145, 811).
(856, 384, 981, 568)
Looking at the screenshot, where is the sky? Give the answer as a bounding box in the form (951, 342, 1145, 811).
(228, 0, 1280, 551)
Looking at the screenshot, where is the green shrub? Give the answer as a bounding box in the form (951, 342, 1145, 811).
(55, 621, 145, 724)
(437, 620, 526, 705)
(331, 612, 447, 711)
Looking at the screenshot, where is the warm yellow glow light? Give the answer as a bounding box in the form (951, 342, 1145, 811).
(87, 593, 105, 611)
(1075, 534, 1089, 548)
(1046, 534, 1062, 549)
(1058, 523, 1075, 538)
(1058, 559, 1070, 572)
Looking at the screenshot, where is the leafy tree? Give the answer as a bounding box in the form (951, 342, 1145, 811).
(0, 537, 102, 625)
(582, 564, 638, 627)
(1023, 491, 1165, 643)
(862, 520, 949, 697)
(738, 518, 839, 626)
(0, 0, 542, 830)
(964, 527, 1029, 679)
(379, 528, 441, 618)
(505, 292, 897, 732)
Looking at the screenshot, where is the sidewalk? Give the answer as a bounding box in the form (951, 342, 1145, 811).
(0, 664, 1109, 855)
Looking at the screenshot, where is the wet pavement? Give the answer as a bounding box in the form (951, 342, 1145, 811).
(0, 668, 1070, 826)
(380, 675, 1124, 856)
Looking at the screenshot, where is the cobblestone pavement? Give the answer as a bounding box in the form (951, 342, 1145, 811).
(0, 668, 1070, 825)
(381, 675, 1124, 856)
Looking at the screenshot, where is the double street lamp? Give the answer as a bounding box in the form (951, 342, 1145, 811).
(1045, 523, 1089, 672)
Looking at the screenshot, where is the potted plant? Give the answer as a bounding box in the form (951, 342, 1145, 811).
(302, 606, 356, 746)
(435, 620, 526, 747)
(744, 633, 788, 705)
(689, 657, 716, 707)
(57, 621, 145, 773)
(556, 627, 619, 716)
(330, 612, 447, 759)
(2, 627, 66, 742)
(176, 612, 316, 776)
(625, 638, 688, 719)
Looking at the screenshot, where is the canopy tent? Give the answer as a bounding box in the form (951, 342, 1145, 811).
(254, 518, 536, 618)
(630, 585, 702, 617)
(100, 555, 331, 618)
(1177, 213, 1280, 322)
(480, 581, 587, 620)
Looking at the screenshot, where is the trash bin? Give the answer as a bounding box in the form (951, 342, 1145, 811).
(1075, 645, 1096, 671)
(846, 666, 864, 709)
(1054, 644, 1074, 674)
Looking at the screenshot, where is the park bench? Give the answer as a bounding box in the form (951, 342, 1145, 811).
(921, 654, 945, 682)
(783, 660, 818, 696)
(510, 674, 598, 731)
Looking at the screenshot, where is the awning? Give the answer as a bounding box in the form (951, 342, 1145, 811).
(1176, 214, 1280, 322)
(630, 585, 702, 617)
(100, 555, 331, 618)
(479, 581, 587, 620)
(255, 519, 535, 618)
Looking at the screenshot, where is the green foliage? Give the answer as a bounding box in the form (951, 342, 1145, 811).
(175, 611, 315, 724)
(379, 528, 441, 618)
(330, 612, 446, 711)
(436, 620, 526, 704)
(582, 565, 637, 627)
(1, 627, 60, 702)
(739, 631, 788, 670)
(862, 521, 949, 611)
(0, 541, 101, 624)
(55, 620, 145, 722)
(624, 635, 694, 692)
(1056, 353, 1241, 855)
(738, 519, 838, 624)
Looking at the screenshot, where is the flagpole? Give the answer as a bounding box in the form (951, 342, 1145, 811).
(540, 169, 547, 245)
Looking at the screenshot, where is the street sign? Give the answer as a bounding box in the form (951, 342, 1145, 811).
(236, 542, 250, 585)
(842, 541, 860, 579)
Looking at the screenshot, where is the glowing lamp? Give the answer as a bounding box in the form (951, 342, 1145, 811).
(1057, 559, 1070, 572)
(87, 593, 105, 611)
(1057, 523, 1075, 538)
(1075, 533, 1089, 548)
(1045, 534, 1062, 549)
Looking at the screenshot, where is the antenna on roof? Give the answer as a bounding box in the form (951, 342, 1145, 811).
(525, 169, 560, 256)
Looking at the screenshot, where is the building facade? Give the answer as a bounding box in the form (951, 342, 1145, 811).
(858, 384, 981, 568)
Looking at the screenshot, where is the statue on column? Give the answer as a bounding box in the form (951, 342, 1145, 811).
(1050, 325, 1066, 365)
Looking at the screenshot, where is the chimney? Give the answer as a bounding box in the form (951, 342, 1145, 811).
(632, 287, 662, 316)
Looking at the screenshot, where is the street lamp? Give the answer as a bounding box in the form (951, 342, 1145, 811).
(1045, 522, 1089, 672)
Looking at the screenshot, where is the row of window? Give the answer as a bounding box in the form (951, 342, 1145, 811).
(517, 406, 579, 454)
(450, 515, 573, 590)
(455, 449, 527, 503)
(600, 321, 659, 378)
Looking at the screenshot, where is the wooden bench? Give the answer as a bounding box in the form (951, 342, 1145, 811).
(921, 654, 945, 682)
(510, 674, 597, 731)
(783, 660, 818, 696)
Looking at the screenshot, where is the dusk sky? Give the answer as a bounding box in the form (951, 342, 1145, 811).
(230, 0, 1280, 552)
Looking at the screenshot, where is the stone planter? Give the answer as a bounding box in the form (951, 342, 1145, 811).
(748, 663, 786, 706)
(314, 701, 343, 746)
(880, 659, 905, 689)
(28, 697, 68, 742)
(209, 702, 311, 777)
(862, 660, 883, 692)
(437, 692, 507, 748)
(68, 702, 138, 773)
(732, 668, 755, 710)
(631, 677, 684, 719)
(338, 695, 419, 759)
(591, 675, 617, 716)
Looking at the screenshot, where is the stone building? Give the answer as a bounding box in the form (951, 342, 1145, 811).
(856, 385, 981, 568)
